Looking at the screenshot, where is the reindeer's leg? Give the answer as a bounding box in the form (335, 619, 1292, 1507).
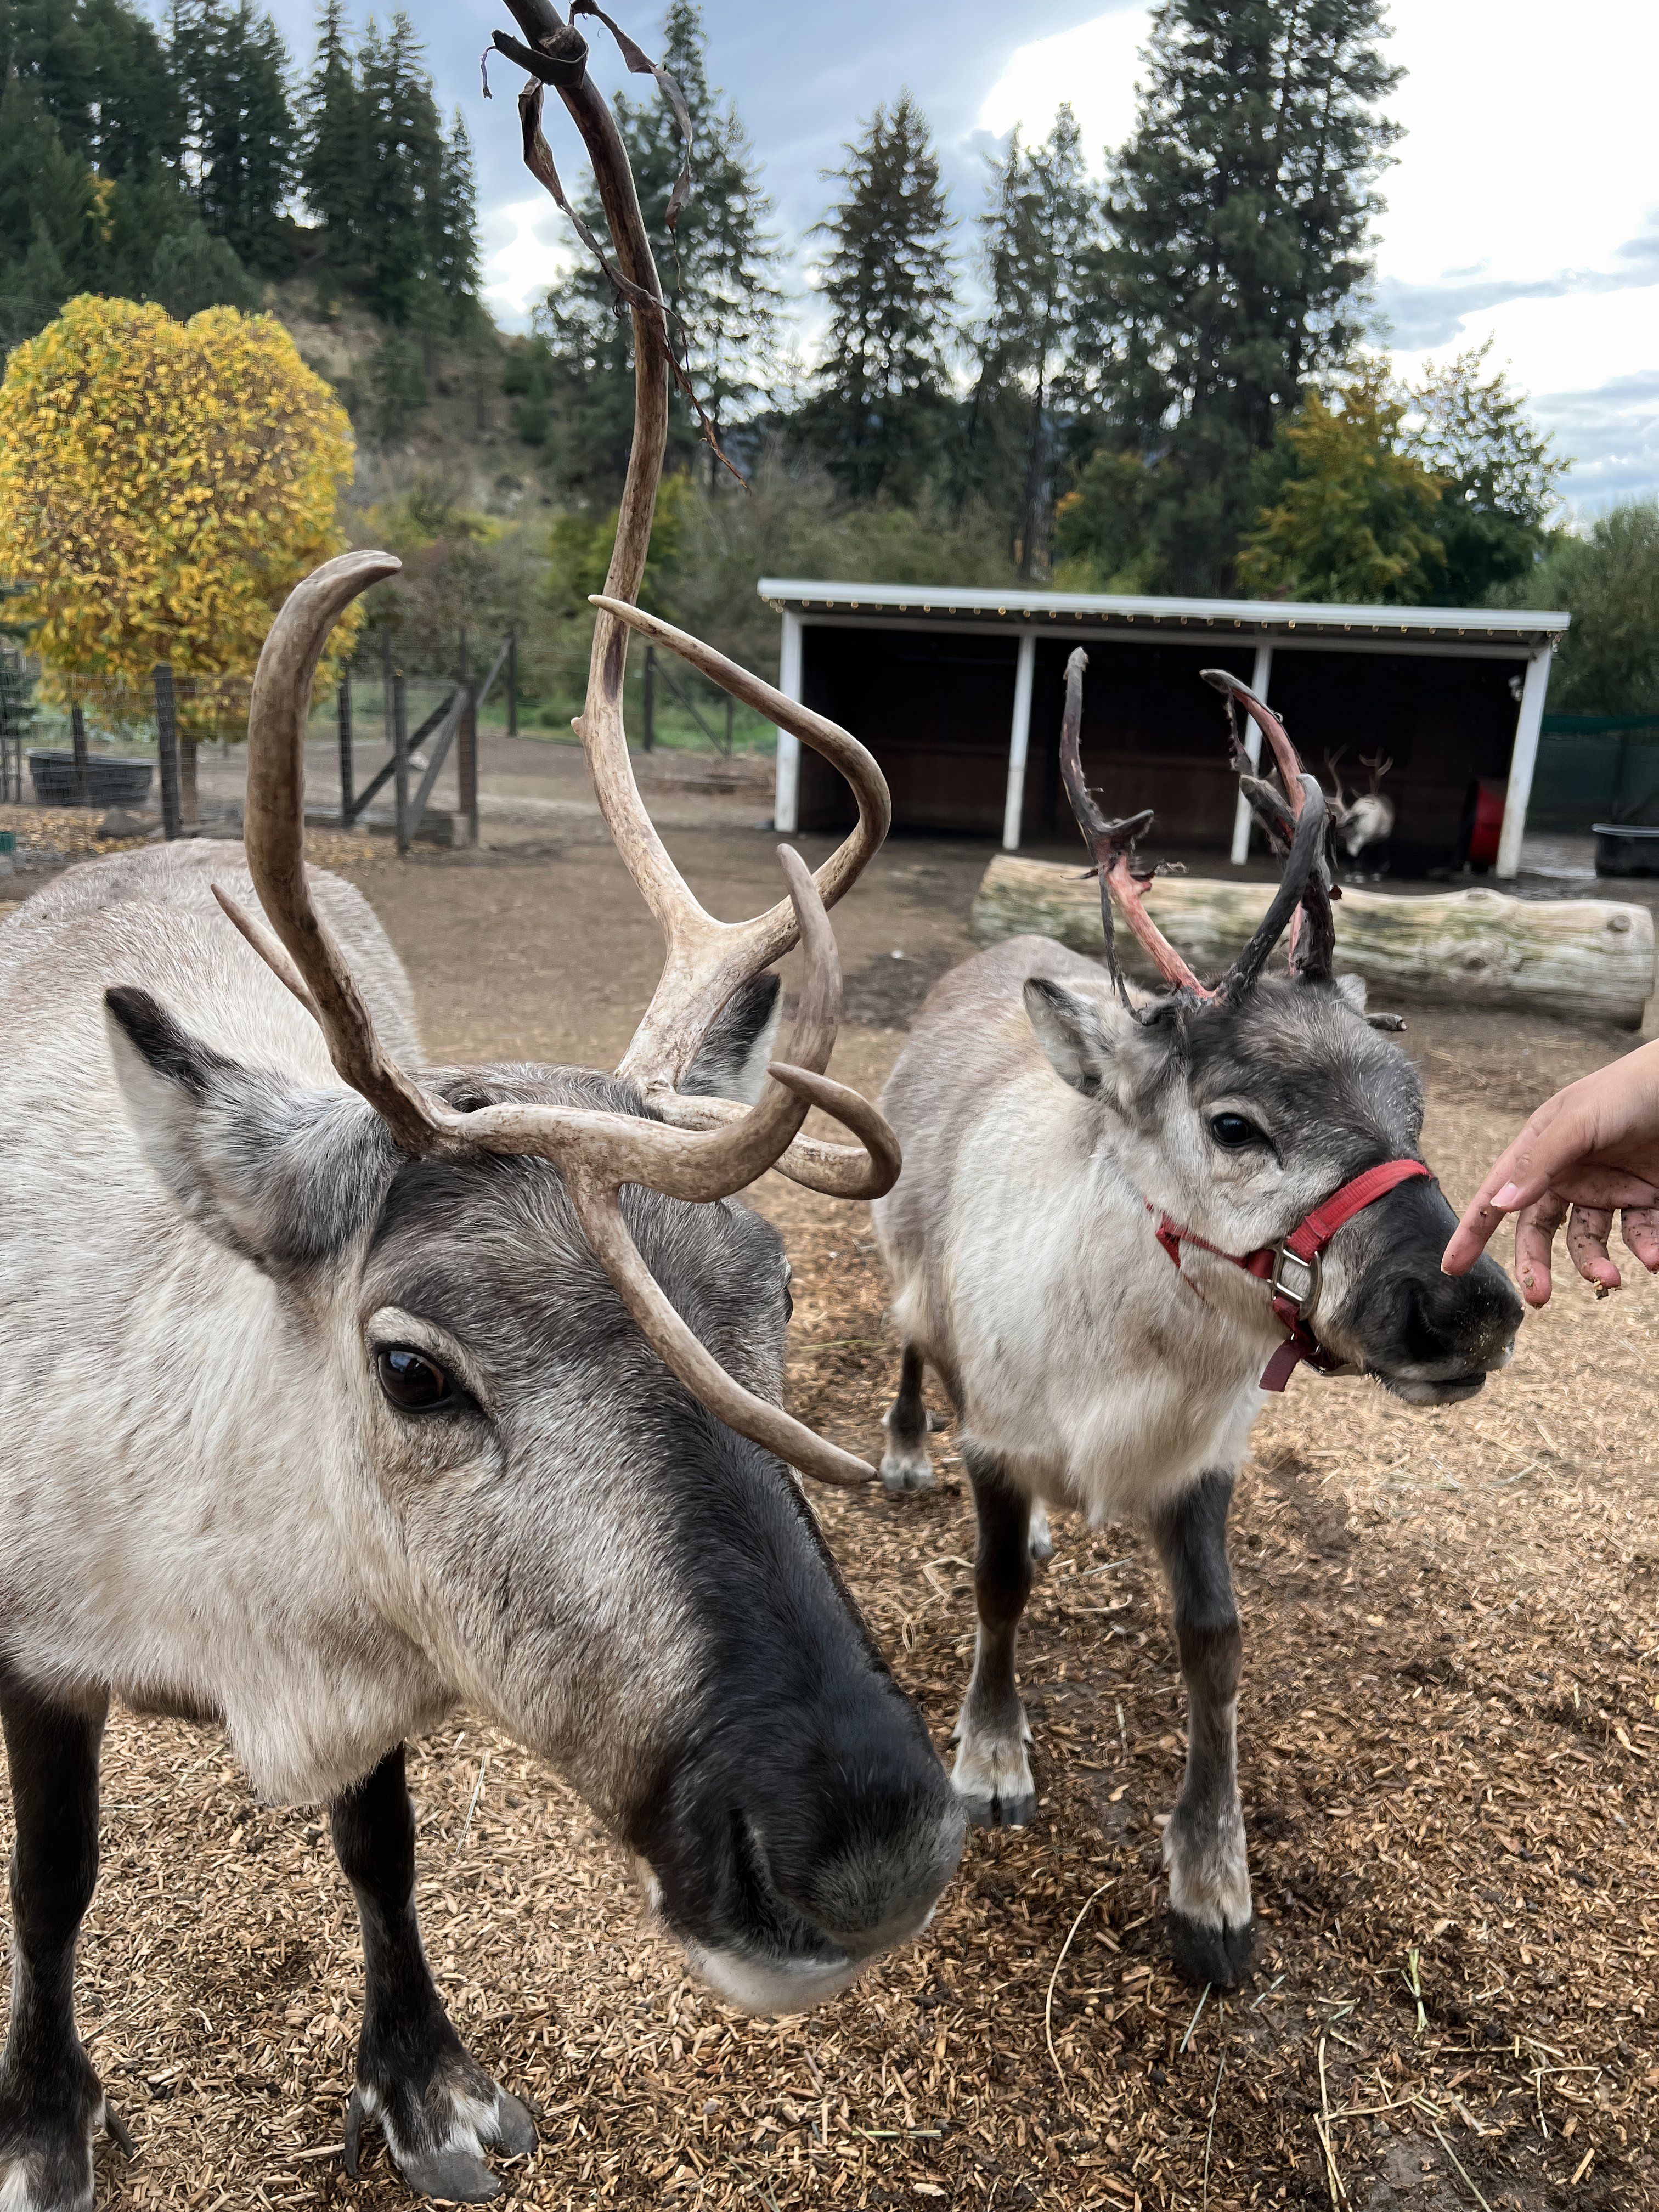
(332, 1747, 534, 2203)
(0, 1673, 121, 2212)
(950, 1448, 1037, 1826)
(1149, 1471, 1254, 1987)
(880, 1342, 935, 1494)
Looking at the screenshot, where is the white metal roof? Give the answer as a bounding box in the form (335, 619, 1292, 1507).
(757, 577, 1570, 647)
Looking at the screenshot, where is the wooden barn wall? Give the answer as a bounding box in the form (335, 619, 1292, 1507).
(1261, 651, 1527, 870)
(796, 627, 1018, 835)
(1023, 639, 1258, 850)
(794, 624, 1529, 867)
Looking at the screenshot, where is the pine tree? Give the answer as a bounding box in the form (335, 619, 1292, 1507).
(429, 111, 482, 332)
(301, 0, 365, 279)
(170, 0, 300, 276)
(538, 0, 778, 494)
(0, 0, 182, 178)
(805, 92, 957, 503)
(0, 75, 95, 285)
(356, 11, 447, 330)
(967, 107, 1094, 573)
(81, 0, 184, 179)
(1077, 0, 1401, 592)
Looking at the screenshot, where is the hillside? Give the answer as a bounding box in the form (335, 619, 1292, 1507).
(269, 281, 551, 522)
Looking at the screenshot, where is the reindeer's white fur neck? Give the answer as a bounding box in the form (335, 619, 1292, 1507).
(896, 1062, 1282, 1517)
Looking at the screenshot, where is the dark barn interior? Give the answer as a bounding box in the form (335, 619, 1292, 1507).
(798, 626, 1020, 838)
(791, 605, 1543, 876)
(1022, 638, 1257, 850)
(1259, 650, 1527, 872)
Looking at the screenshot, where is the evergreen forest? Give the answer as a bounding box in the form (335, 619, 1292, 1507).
(2, 0, 1652, 719)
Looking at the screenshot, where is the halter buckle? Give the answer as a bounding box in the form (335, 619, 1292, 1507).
(1269, 1243, 1321, 1316)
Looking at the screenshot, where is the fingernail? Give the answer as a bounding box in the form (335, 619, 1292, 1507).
(1493, 1182, 1522, 1209)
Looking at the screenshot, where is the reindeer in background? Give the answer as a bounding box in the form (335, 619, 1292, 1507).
(1324, 747, 1396, 878)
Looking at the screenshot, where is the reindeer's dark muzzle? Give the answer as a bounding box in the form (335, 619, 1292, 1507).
(1333, 1176, 1522, 1403)
(629, 1664, 963, 2016)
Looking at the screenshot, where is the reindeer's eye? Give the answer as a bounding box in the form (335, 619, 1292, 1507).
(1208, 1112, 1264, 1151)
(376, 1347, 458, 1412)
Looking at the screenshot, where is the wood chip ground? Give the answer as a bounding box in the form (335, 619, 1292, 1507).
(3, 845, 1654, 2211)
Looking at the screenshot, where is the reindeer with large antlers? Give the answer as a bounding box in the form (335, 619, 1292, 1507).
(0, 15, 963, 2208)
(870, 651, 1521, 1987)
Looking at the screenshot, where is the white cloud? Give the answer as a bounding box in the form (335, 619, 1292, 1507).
(482, 197, 572, 325)
(976, 5, 1149, 162)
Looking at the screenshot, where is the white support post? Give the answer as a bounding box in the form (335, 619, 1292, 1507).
(1229, 640, 1274, 865)
(773, 610, 803, 835)
(1497, 645, 1552, 879)
(1001, 630, 1036, 850)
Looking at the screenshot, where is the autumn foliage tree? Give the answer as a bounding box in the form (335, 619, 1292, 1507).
(0, 294, 357, 738)
(1237, 366, 1445, 604)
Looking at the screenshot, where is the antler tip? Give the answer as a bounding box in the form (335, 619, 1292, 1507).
(1200, 665, 1250, 698)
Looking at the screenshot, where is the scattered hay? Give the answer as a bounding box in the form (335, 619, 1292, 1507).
(0, 806, 380, 877)
(0, 800, 153, 865)
(1, 1019, 1654, 2210)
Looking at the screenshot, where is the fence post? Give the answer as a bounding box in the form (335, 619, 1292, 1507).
(153, 664, 182, 840)
(642, 644, 656, 752)
(457, 683, 479, 848)
(381, 628, 393, 758)
(337, 668, 355, 826)
(71, 702, 90, 807)
(507, 628, 518, 736)
(179, 732, 200, 827)
(393, 669, 410, 854)
(724, 691, 734, 757)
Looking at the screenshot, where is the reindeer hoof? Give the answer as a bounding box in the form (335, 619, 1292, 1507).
(879, 1447, 935, 1494)
(344, 2070, 536, 2200)
(1166, 1909, 1255, 1989)
(960, 1786, 1037, 1829)
(951, 1721, 1036, 1827)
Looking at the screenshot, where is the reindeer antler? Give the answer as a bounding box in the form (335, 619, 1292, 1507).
(1059, 652, 1331, 1010)
(490, 2, 891, 1195)
(1200, 669, 1336, 986)
(1058, 649, 1211, 1014)
(219, 555, 891, 1488)
(216, 8, 904, 1488)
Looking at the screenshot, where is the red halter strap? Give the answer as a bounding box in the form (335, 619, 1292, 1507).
(1147, 1159, 1433, 1392)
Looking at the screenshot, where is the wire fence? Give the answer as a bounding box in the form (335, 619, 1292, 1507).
(0, 625, 770, 837)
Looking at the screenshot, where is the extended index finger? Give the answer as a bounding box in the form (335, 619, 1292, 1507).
(1441, 1093, 1587, 1275)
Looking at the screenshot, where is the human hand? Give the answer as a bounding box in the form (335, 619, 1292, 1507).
(1441, 1037, 1659, 1306)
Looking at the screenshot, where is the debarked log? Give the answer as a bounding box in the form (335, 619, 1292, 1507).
(971, 854, 1657, 1030)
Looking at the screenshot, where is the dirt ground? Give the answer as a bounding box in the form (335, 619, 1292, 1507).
(2, 758, 1656, 2212)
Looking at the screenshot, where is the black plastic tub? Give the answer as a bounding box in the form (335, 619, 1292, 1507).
(1593, 823, 1659, 878)
(27, 751, 153, 809)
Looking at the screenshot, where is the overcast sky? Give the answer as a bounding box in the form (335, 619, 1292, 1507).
(260, 1, 1659, 512)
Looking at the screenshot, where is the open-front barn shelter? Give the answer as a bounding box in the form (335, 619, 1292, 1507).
(760, 582, 1571, 877)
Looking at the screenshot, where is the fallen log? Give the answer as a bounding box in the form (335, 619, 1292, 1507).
(972, 853, 1656, 1030)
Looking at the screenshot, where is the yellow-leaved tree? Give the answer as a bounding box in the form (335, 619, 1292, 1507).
(0, 295, 359, 796)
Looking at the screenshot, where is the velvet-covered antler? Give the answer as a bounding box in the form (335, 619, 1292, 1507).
(1200, 669, 1338, 984)
(1058, 648, 1212, 1017)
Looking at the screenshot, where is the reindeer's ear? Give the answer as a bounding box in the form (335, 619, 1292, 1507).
(680, 973, 782, 1104)
(105, 986, 396, 1270)
(1023, 977, 1136, 1100)
(1334, 973, 1368, 1014)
